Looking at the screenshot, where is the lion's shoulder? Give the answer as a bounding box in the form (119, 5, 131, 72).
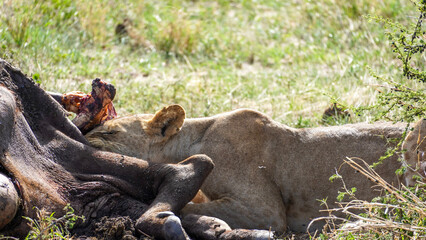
(214, 108, 273, 123)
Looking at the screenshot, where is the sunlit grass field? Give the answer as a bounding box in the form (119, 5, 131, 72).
(0, 0, 421, 127)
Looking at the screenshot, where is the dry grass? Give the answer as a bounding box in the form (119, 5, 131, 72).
(309, 157, 426, 239)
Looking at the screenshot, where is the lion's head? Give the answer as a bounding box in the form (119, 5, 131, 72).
(85, 105, 185, 160)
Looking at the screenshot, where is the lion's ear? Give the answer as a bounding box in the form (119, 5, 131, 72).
(145, 105, 185, 138)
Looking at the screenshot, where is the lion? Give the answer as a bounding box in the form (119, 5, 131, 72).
(85, 105, 417, 233)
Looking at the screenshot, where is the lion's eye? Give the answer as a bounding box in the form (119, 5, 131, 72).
(103, 131, 118, 135)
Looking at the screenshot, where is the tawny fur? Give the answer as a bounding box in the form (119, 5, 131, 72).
(85, 105, 422, 233)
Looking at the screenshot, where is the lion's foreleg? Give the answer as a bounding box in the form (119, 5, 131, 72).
(180, 196, 286, 233)
(181, 214, 274, 240)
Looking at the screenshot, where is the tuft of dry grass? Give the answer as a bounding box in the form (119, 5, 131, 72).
(309, 157, 426, 239)
(155, 11, 202, 58)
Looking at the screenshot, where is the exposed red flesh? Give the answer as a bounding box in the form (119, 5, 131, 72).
(60, 78, 117, 134)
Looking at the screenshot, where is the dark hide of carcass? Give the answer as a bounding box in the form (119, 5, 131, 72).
(0, 59, 215, 239)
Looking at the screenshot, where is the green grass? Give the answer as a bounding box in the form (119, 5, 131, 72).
(0, 0, 422, 127)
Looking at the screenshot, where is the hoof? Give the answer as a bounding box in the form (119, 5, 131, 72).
(163, 215, 189, 240)
(157, 211, 174, 218)
(0, 173, 20, 229)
